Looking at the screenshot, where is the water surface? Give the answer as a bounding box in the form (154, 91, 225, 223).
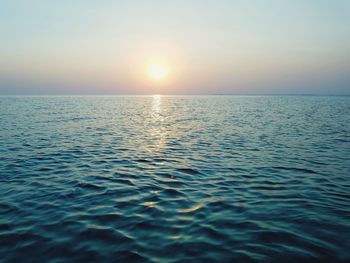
(0, 95, 349, 262)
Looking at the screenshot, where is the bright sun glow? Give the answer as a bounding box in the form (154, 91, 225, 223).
(147, 60, 169, 81)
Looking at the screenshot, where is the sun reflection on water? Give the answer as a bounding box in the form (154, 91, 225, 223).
(152, 94, 162, 118)
(147, 95, 166, 153)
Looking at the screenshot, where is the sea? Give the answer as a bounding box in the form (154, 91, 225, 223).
(0, 95, 349, 262)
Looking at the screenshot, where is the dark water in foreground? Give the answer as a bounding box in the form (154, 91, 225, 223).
(0, 95, 349, 262)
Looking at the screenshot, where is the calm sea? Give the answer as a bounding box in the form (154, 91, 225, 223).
(0, 95, 349, 262)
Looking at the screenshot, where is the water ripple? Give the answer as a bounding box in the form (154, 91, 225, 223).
(0, 95, 350, 262)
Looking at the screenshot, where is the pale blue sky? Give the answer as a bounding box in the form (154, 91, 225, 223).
(1, 0, 349, 94)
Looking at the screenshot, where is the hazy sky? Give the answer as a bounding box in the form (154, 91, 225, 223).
(1, 0, 350, 94)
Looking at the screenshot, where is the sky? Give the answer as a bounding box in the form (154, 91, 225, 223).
(1, 0, 350, 95)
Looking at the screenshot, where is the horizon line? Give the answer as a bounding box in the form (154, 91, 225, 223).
(1, 93, 349, 97)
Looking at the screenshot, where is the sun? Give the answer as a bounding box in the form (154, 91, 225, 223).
(147, 59, 169, 82)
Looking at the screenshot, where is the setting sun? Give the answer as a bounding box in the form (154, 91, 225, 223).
(147, 60, 169, 82)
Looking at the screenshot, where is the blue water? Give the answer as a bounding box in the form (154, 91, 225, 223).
(0, 95, 349, 262)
